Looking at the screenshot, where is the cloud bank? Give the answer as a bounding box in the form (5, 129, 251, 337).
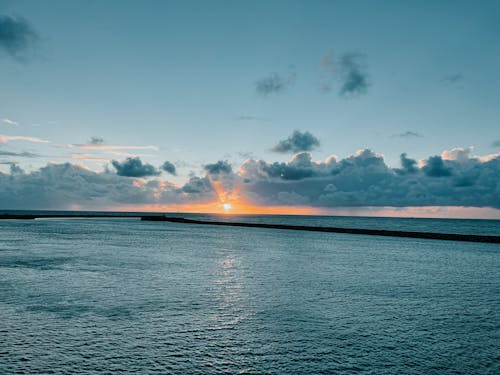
(0, 163, 215, 210)
(0, 148, 498, 211)
(239, 148, 500, 208)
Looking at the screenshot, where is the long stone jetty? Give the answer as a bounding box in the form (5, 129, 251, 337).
(141, 216, 500, 244)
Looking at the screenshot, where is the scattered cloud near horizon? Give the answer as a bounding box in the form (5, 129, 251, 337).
(272, 131, 320, 153)
(88, 137, 104, 145)
(111, 157, 160, 177)
(161, 161, 177, 175)
(204, 160, 232, 175)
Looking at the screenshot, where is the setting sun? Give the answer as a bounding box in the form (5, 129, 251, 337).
(222, 203, 232, 212)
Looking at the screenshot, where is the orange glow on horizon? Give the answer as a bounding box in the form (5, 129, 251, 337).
(110, 201, 500, 219)
(117, 201, 320, 215)
(109, 179, 500, 219)
(115, 179, 320, 215)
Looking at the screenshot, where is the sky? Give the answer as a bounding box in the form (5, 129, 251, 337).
(1, 0, 500, 218)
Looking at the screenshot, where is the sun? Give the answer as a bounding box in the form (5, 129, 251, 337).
(222, 203, 232, 212)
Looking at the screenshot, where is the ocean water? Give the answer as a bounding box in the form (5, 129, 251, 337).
(0, 216, 499, 374)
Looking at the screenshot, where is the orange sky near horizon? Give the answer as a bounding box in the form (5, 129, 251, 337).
(107, 178, 500, 219)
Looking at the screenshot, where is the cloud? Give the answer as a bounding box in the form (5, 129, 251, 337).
(422, 156, 452, 177)
(0, 134, 49, 143)
(181, 176, 212, 193)
(9, 163, 24, 175)
(61, 143, 158, 151)
(255, 70, 296, 96)
(319, 52, 369, 97)
(395, 153, 418, 174)
(0, 163, 216, 210)
(1, 147, 499, 211)
(441, 146, 473, 164)
(204, 160, 232, 175)
(0, 150, 38, 158)
(2, 118, 18, 126)
(248, 152, 334, 180)
(161, 161, 177, 175)
(111, 157, 160, 177)
(0, 15, 38, 60)
(272, 130, 320, 153)
(71, 154, 111, 162)
(89, 137, 104, 145)
(393, 131, 422, 138)
(239, 148, 500, 208)
(491, 140, 500, 148)
(443, 73, 463, 84)
(339, 53, 369, 96)
(237, 115, 268, 121)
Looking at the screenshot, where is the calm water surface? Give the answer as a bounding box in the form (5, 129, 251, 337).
(1, 217, 499, 373)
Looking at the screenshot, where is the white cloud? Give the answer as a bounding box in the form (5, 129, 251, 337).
(2, 118, 18, 126)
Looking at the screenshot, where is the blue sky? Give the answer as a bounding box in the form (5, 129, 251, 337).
(1, 0, 499, 216)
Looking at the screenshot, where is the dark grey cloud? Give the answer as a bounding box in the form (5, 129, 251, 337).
(272, 131, 320, 153)
(9, 163, 24, 175)
(239, 149, 500, 208)
(395, 153, 418, 174)
(0, 163, 215, 210)
(393, 131, 422, 138)
(111, 157, 160, 177)
(0, 15, 38, 60)
(491, 140, 500, 148)
(443, 73, 463, 84)
(319, 52, 369, 97)
(204, 160, 232, 175)
(181, 176, 212, 194)
(161, 161, 176, 175)
(339, 53, 369, 96)
(89, 137, 104, 145)
(255, 70, 296, 96)
(260, 152, 330, 180)
(422, 156, 452, 177)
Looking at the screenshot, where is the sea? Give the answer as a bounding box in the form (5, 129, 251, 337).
(1, 213, 499, 374)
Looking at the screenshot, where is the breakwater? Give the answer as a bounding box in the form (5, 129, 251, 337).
(142, 216, 500, 244)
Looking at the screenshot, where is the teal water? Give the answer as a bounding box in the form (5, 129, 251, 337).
(1, 217, 499, 373)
